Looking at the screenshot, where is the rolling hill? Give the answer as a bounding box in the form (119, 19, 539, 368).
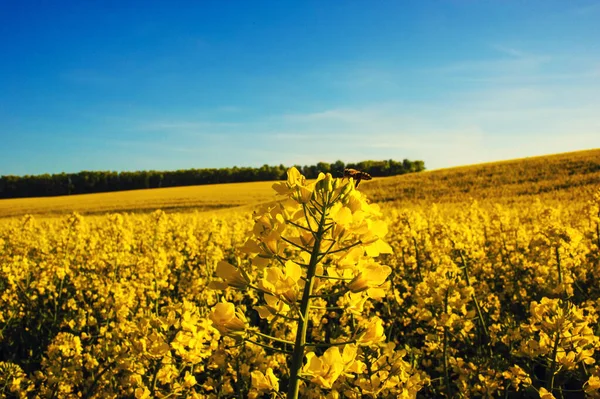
(1, 148, 599, 218)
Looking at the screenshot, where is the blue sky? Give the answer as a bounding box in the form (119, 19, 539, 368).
(1, 1, 599, 175)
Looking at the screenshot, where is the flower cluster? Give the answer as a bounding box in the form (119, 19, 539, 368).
(210, 168, 402, 398)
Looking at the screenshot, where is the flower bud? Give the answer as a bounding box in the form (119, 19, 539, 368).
(338, 180, 354, 202)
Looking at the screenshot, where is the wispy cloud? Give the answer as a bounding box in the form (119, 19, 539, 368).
(280, 107, 390, 123)
(430, 49, 551, 78)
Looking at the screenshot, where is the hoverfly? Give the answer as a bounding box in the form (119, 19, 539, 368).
(343, 168, 372, 188)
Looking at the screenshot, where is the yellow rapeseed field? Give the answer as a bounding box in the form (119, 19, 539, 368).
(0, 180, 280, 219)
(1, 149, 600, 398)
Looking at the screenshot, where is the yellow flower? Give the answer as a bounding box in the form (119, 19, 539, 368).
(356, 316, 386, 346)
(146, 331, 171, 358)
(255, 293, 290, 320)
(584, 375, 600, 397)
(294, 185, 314, 204)
(502, 365, 531, 391)
(258, 260, 303, 304)
(339, 292, 368, 315)
(315, 172, 334, 194)
(303, 345, 364, 389)
(215, 261, 249, 290)
(347, 262, 391, 293)
(251, 368, 279, 392)
(209, 301, 247, 337)
(182, 371, 197, 388)
(340, 344, 366, 374)
(272, 167, 313, 203)
(303, 347, 345, 389)
(538, 387, 556, 399)
(134, 387, 151, 399)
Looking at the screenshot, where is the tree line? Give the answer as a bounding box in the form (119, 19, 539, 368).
(0, 159, 425, 199)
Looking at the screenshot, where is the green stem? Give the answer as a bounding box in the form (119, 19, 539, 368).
(322, 240, 363, 256)
(281, 236, 310, 252)
(306, 339, 356, 348)
(313, 274, 353, 281)
(287, 219, 313, 233)
(555, 246, 563, 286)
(412, 237, 423, 281)
(287, 194, 329, 399)
(308, 286, 349, 298)
(245, 339, 292, 354)
(459, 250, 490, 349)
(546, 329, 561, 391)
(309, 306, 344, 310)
(251, 330, 295, 346)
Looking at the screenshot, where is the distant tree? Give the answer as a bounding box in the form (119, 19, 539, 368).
(413, 160, 426, 172)
(316, 162, 331, 175)
(0, 158, 425, 199)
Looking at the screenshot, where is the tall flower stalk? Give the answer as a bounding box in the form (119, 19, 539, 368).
(210, 167, 394, 398)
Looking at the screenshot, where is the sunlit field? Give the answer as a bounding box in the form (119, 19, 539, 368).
(0, 180, 279, 219)
(2, 149, 599, 220)
(1, 149, 600, 398)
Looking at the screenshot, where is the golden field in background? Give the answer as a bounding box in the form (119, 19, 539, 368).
(1, 148, 599, 219)
(364, 148, 600, 206)
(0, 180, 278, 219)
(1, 149, 600, 398)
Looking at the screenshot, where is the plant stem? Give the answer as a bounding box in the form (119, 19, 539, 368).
(546, 329, 561, 391)
(251, 330, 295, 346)
(287, 194, 329, 399)
(412, 237, 423, 281)
(245, 339, 292, 354)
(555, 246, 563, 285)
(459, 250, 490, 349)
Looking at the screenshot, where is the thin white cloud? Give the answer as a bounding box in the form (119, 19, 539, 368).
(268, 133, 316, 140)
(281, 107, 387, 123)
(430, 54, 551, 77)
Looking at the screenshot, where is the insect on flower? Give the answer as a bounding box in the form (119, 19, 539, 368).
(343, 168, 372, 188)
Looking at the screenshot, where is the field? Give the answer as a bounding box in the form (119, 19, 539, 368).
(1, 149, 600, 398)
(0, 181, 280, 219)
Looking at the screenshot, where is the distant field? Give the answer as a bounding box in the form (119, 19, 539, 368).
(1, 148, 599, 218)
(0, 180, 279, 218)
(363, 148, 600, 206)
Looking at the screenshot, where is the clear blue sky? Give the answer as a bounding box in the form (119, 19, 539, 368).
(1, 1, 599, 176)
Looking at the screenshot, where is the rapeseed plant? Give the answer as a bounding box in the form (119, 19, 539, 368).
(210, 167, 415, 398)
